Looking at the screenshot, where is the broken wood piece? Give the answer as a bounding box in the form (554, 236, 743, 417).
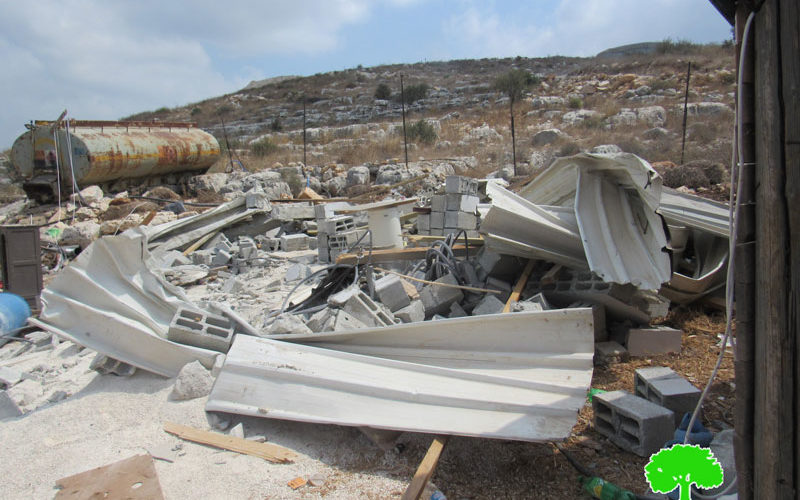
(401, 435, 449, 500)
(163, 422, 296, 463)
(141, 209, 158, 226)
(287, 477, 307, 489)
(182, 229, 220, 256)
(374, 266, 502, 294)
(540, 263, 563, 286)
(55, 454, 164, 500)
(503, 259, 536, 313)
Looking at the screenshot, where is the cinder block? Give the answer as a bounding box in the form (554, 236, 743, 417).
(594, 341, 628, 364)
(417, 213, 431, 232)
(332, 310, 368, 331)
(238, 236, 258, 259)
(445, 175, 478, 195)
(430, 212, 444, 229)
(448, 301, 467, 318)
(280, 234, 310, 252)
(593, 390, 675, 457)
(191, 249, 213, 266)
(208, 233, 232, 253)
(626, 326, 682, 357)
(374, 275, 411, 312)
(167, 308, 235, 353)
(634, 367, 701, 426)
(343, 292, 399, 328)
(210, 249, 232, 267)
(471, 294, 505, 316)
(444, 211, 478, 229)
(445, 193, 479, 213)
(420, 273, 464, 317)
(90, 354, 137, 377)
(395, 300, 425, 323)
(317, 246, 330, 263)
(431, 195, 446, 212)
(485, 277, 511, 302)
(318, 216, 355, 234)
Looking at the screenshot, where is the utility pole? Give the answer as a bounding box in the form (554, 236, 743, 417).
(680, 61, 692, 165)
(400, 74, 409, 171)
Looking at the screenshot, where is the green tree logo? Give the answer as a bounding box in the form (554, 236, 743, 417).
(644, 444, 724, 500)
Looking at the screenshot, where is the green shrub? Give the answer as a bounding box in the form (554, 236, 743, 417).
(494, 69, 540, 102)
(270, 117, 282, 132)
(401, 83, 429, 104)
(250, 138, 278, 157)
(215, 104, 233, 116)
(375, 83, 392, 100)
(568, 96, 583, 109)
(657, 38, 701, 54)
(154, 106, 170, 114)
(407, 120, 437, 145)
(190, 107, 202, 116)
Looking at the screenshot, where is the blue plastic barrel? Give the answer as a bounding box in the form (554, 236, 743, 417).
(0, 293, 31, 335)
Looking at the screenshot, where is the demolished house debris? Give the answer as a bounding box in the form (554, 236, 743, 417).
(2, 151, 734, 497)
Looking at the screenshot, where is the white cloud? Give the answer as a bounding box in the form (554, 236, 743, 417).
(442, 0, 731, 60)
(0, 0, 379, 146)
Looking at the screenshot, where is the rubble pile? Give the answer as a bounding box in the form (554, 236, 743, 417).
(0, 152, 734, 497)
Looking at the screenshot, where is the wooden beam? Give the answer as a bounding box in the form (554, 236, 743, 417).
(182, 229, 220, 256)
(335, 244, 471, 265)
(401, 436, 449, 500)
(163, 422, 296, 464)
(502, 259, 535, 313)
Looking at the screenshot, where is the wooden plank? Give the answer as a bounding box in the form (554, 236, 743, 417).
(540, 263, 563, 286)
(335, 244, 471, 265)
(182, 229, 220, 256)
(753, 1, 794, 496)
(401, 436, 449, 500)
(406, 234, 484, 246)
(141, 209, 158, 226)
(163, 422, 296, 463)
(55, 454, 164, 500)
(374, 266, 502, 295)
(502, 259, 535, 313)
(779, 0, 800, 491)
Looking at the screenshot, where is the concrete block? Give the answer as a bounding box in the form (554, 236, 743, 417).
(238, 236, 258, 259)
(343, 292, 399, 328)
(280, 234, 310, 252)
(445, 194, 479, 213)
(431, 195, 446, 212)
(307, 308, 335, 332)
(209, 233, 232, 253)
(444, 211, 478, 229)
(318, 215, 355, 234)
(90, 354, 137, 377)
(395, 300, 425, 323)
(271, 203, 315, 221)
(594, 341, 629, 364)
(430, 212, 444, 229)
(485, 277, 511, 302)
(328, 286, 360, 307)
(317, 246, 330, 263)
(245, 190, 270, 210)
(593, 390, 675, 457)
(374, 275, 411, 312)
(458, 260, 480, 287)
(167, 308, 235, 353)
(268, 313, 313, 335)
(626, 326, 682, 356)
(191, 249, 214, 266)
(0, 390, 22, 419)
(471, 294, 505, 316)
(332, 310, 368, 331)
(634, 366, 701, 426)
(448, 301, 467, 318)
(419, 273, 464, 317)
(445, 175, 478, 195)
(210, 249, 232, 267)
(416, 213, 431, 232)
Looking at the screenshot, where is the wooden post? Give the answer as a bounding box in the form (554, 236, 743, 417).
(401, 75, 409, 171)
(752, 0, 795, 496)
(401, 436, 448, 500)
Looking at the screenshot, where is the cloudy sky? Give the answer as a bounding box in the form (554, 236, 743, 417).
(0, 0, 731, 148)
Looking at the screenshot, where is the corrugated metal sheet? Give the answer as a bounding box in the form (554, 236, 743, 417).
(658, 188, 731, 238)
(36, 228, 217, 377)
(513, 153, 671, 290)
(209, 309, 595, 442)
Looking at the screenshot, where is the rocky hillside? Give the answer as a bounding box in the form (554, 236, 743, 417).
(120, 42, 735, 197)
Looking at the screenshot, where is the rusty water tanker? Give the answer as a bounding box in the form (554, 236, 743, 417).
(11, 119, 220, 199)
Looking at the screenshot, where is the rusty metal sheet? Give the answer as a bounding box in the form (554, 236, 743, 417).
(54, 454, 164, 500)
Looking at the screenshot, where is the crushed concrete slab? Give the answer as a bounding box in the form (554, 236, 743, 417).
(268, 313, 313, 336)
(171, 361, 214, 401)
(285, 263, 312, 283)
(595, 341, 629, 364)
(228, 422, 245, 439)
(8, 378, 43, 407)
(0, 366, 22, 388)
(0, 390, 23, 418)
(392, 300, 425, 324)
